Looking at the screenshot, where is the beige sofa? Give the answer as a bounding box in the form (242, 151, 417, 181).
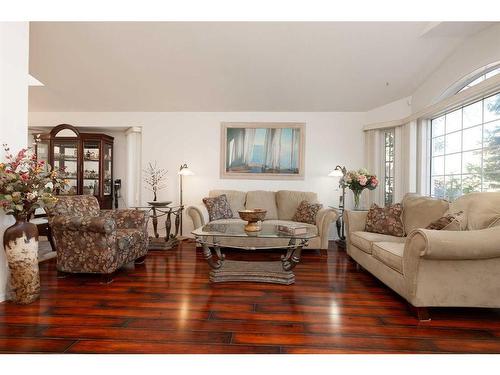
(186, 190, 337, 249)
(345, 192, 500, 320)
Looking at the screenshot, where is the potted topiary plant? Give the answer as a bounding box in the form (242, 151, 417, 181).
(0, 145, 66, 304)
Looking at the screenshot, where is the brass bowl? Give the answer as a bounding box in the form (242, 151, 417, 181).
(238, 209, 267, 232)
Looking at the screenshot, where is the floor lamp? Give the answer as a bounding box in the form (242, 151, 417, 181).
(328, 165, 347, 247)
(178, 163, 194, 237)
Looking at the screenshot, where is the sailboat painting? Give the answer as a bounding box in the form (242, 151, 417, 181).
(221, 122, 305, 179)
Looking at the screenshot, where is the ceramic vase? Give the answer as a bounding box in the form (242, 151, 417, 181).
(3, 215, 40, 304)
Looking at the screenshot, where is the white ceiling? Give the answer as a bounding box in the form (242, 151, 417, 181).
(28, 22, 495, 112)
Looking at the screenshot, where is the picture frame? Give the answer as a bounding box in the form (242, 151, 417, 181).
(220, 122, 305, 180)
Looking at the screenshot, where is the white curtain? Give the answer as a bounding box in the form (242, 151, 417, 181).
(364, 121, 419, 206)
(394, 121, 418, 202)
(290, 128, 300, 170)
(264, 129, 282, 170)
(364, 129, 383, 207)
(243, 128, 256, 165)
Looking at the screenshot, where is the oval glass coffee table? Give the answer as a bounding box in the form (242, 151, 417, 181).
(192, 222, 318, 285)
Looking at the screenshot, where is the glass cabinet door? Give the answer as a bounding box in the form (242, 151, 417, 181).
(103, 142, 113, 197)
(53, 141, 79, 195)
(36, 141, 50, 172)
(83, 140, 100, 196)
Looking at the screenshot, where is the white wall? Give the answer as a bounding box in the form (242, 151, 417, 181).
(0, 22, 30, 302)
(364, 96, 412, 124)
(29, 111, 366, 236)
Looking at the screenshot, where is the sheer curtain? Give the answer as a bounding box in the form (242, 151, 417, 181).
(364, 122, 419, 206)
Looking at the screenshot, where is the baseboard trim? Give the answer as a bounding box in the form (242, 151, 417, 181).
(0, 292, 5, 303)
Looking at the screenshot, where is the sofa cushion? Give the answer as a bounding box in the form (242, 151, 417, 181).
(292, 200, 323, 224)
(209, 190, 246, 213)
(276, 190, 318, 220)
(402, 194, 449, 234)
(349, 231, 405, 254)
(210, 218, 246, 225)
(372, 242, 405, 274)
(203, 194, 233, 221)
(450, 192, 500, 230)
(245, 191, 278, 220)
(425, 211, 464, 231)
(365, 203, 405, 237)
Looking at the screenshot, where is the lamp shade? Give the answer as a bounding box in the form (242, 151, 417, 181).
(328, 169, 343, 177)
(178, 164, 194, 176)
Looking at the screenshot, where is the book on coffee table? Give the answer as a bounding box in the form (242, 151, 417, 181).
(277, 224, 308, 235)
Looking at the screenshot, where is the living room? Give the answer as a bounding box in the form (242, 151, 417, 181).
(1, 0, 500, 371)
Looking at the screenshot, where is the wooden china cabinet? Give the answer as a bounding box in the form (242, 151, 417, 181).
(35, 124, 114, 209)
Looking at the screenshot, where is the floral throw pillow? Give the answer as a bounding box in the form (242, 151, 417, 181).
(292, 200, 323, 225)
(425, 211, 464, 231)
(202, 194, 233, 221)
(365, 203, 405, 237)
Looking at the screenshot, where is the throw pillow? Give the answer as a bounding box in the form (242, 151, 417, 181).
(425, 211, 464, 231)
(202, 194, 233, 221)
(292, 200, 323, 224)
(365, 203, 405, 237)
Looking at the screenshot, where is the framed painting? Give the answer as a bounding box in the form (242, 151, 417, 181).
(221, 122, 305, 180)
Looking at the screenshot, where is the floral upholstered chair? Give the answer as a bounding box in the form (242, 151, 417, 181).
(46, 195, 149, 279)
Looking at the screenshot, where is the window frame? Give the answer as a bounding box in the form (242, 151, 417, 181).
(383, 128, 395, 206)
(429, 91, 500, 200)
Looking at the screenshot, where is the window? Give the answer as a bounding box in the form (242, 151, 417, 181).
(457, 66, 500, 93)
(383, 129, 395, 205)
(430, 92, 500, 200)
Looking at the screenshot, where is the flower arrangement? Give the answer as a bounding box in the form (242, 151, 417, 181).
(0, 145, 67, 219)
(340, 168, 379, 208)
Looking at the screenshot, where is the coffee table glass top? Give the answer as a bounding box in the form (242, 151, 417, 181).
(192, 222, 318, 239)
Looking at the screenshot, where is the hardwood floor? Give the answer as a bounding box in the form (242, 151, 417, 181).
(1, 241, 500, 354)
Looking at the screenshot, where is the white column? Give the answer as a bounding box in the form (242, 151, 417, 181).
(0, 22, 30, 301)
(125, 126, 142, 208)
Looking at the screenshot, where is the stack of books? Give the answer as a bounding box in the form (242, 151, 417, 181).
(277, 223, 308, 235)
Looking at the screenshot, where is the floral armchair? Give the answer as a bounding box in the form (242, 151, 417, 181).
(46, 195, 149, 276)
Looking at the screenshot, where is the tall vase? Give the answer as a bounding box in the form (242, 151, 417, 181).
(352, 190, 362, 210)
(3, 214, 40, 304)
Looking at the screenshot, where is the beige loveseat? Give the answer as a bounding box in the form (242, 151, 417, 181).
(345, 192, 500, 319)
(186, 190, 337, 249)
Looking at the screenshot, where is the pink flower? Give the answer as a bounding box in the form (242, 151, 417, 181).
(371, 177, 379, 187)
(358, 175, 367, 186)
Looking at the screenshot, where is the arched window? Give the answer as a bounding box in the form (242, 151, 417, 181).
(457, 65, 500, 93)
(430, 80, 500, 200)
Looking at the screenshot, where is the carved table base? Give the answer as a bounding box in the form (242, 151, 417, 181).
(198, 238, 307, 285)
(209, 260, 295, 285)
(148, 236, 179, 250)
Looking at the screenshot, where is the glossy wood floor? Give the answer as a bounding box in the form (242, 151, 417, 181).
(1, 241, 500, 354)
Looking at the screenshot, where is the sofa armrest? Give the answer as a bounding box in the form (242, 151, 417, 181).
(406, 227, 500, 260)
(315, 208, 338, 249)
(186, 204, 209, 229)
(101, 209, 148, 230)
(344, 210, 368, 235)
(50, 215, 116, 234)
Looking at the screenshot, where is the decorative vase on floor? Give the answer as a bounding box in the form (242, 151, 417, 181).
(3, 214, 40, 304)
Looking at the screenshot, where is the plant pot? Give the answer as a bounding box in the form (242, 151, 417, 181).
(3, 216, 40, 304)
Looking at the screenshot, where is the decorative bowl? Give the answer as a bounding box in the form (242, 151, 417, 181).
(238, 209, 267, 232)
